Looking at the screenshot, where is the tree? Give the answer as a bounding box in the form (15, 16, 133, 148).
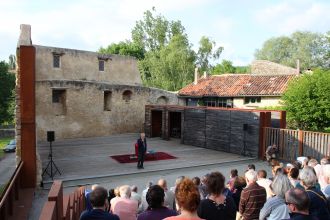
(139, 35, 195, 91)
(0, 61, 15, 125)
(282, 69, 330, 131)
(131, 7, 187, 52)
(8, 54, 16, 70)
(98, 41, 145, 60)
(196, 36, 223, 72)
(131, 8, 196, 91)
(255, 31, 330, 70)
(212, 59, 236, 74)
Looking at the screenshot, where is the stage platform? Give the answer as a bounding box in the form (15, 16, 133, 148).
(38, 133, 255, 187)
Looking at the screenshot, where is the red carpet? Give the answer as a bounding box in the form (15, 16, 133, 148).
(110, 152, 177, 163)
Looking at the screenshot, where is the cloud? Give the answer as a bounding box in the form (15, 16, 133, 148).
(0, 0, 208, 60)
(255, 0, 330, 34)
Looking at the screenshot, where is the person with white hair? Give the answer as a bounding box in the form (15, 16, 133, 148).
(322, 164, 330, 198)
(158, 179, 175, 210)
(299, 167, 330, 220)
(259, 174, 292, 220)
(111, 185, 138, 220)
(131, 185, 142, 207)
(239, 170, 266, 220)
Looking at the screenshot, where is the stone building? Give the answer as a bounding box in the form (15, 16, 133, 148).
(18, 25, 184, 142)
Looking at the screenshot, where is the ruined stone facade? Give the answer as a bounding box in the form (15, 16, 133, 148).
(18, 25, 184, 142)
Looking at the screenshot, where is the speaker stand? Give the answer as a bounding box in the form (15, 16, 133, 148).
(42, 141, 61, 180)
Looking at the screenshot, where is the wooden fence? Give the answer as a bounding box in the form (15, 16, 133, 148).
(263, 127, 330, 161)
(39, 180, 86, 220)
(0, 161, 24, 219)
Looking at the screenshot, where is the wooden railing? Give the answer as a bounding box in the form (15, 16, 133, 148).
(263, 127, 330, 161)
(39, 180, 86, 220)
(0, 161, 24, 219)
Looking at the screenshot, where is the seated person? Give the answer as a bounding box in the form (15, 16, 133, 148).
(111, 185, 138, 220)
(80, 186, 119, 220)
(137, 185, 177, 220)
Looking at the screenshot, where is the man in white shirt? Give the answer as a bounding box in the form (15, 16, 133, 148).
(256, 170, 273, 199)
(158, 178, 175, 210)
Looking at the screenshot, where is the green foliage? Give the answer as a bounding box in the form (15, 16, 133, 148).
(132, 7, 187, 52)
(139, 35, 195, 91)
(196, 36, 223, 72)
(99, 41, 145, 60)
(255, 31, 330, 70)
(282, 69, 330, 131)
(132, 8, 196, 91)
(212, 60, 249, 74)
(0, 61, 15, 125)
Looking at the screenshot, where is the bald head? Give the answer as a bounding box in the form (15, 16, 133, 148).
(158, 179, 167, 189)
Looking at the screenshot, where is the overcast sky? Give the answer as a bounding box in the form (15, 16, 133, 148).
(1, 0, 329, 65)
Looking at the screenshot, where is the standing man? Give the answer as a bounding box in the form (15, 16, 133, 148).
(137, 133, 147, 169)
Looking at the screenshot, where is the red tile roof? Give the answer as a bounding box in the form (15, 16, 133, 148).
(179, 74, 296, 97)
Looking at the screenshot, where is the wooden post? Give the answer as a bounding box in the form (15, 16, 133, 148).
(48, 180, 63, 220)
(298, 130, 304, 156)
(19, 46, 36, 188)
(280, 111, 286, 128)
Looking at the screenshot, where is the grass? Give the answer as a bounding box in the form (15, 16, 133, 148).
(0, 137, 14, 159)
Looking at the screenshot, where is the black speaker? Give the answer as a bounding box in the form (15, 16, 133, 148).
(47, 131, 55, 142)
(243, 124, 248, 131)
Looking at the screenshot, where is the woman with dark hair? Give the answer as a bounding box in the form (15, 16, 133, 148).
(137, 185, 177, 220)
(197, 172, 236, 220)
(231, 176, 247, 211)
(164, 178, 203, 220)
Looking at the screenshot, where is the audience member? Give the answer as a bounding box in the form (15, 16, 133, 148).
(192, 177, 201, 186)
(259, 174, 292, 220)
(232, 176, 246, 211)
(227, 169, 238, 192)
(239, 170, 266, 220)
(285, 188, 314, 220)
(140, 181, 153, 212)
(299, 167, 330, 220)
(170, 176, 185, 193)
(80, 186, 119, 220)
(158, 179, 175, 210)
(288, 167, 300, 187)
(111, 185, 138, 220)
(256, 170, 273, 198)
(316, 157, 330, 190)
(197, 171, 236, 220)
(131, 185, 142, 207)
(322, 164, 330, 198)
(308, 159, 318, 168)
(110, 187, 120, 210)
(164, 178, 202, 220)
(108, 189, 116, 204)
(199, 174, 209, 199)
(85, 184, 100, 211)
(247, 164, 256, 171)
(137, 185, 177, 220)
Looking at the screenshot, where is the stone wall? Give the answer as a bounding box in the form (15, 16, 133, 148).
(251, 60, 298, 75)
(34, 45, 141, 85)
(0, 129, 15, 138)
(36, 80, 184, 141)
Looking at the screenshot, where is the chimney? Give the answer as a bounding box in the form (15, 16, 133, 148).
(203, 71, 208, 78)
(194, 67, 199, 85)
(296, 59, 300, 74)
(17, 24, 32, 47)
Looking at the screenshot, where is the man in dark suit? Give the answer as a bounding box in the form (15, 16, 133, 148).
(137, 133, 147, 169)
